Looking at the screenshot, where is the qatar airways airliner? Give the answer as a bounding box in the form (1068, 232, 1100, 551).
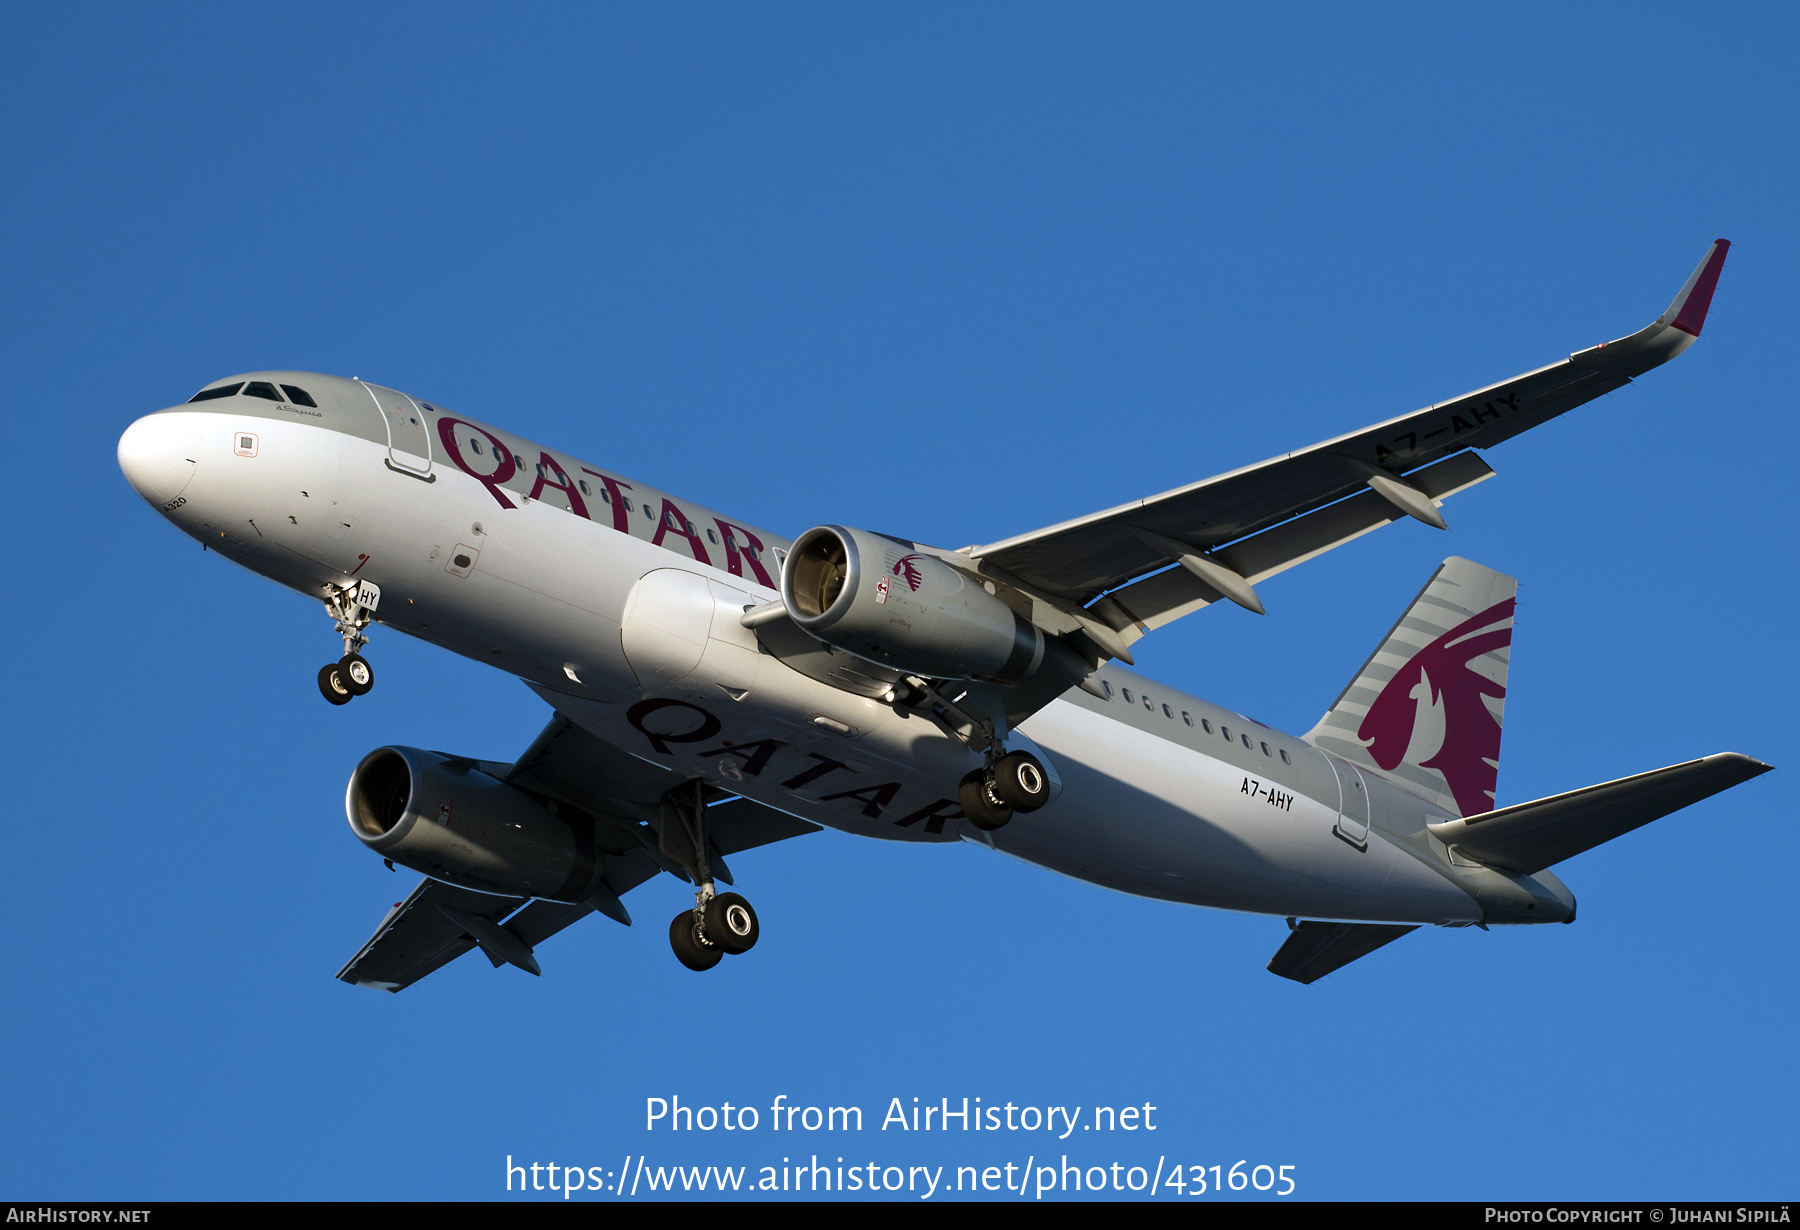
(117, 239, 1767, 987)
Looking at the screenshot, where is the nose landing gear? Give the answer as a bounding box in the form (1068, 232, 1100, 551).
(317, 663, 354, 705)
(316, 581, 380, 706)
(661, 781, 762, 972)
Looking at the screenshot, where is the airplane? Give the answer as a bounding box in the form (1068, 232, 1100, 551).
(116, 238, 1770, 988)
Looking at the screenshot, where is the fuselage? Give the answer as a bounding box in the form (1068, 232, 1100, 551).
(118, 371, 1575, 927)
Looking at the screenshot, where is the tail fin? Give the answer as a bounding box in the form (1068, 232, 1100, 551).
(1304, 557, 1516, 817)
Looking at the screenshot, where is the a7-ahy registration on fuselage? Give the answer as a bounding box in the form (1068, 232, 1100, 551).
(117, 239, 1769, 988)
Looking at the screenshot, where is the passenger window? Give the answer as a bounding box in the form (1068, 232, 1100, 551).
(578, 480, 591, 496)
(1242, 734, 1252, 749)
(746, 546, 762, 561)
(1201, 718, 1212, 733)
(1142, 696, 1153, 711)
(706, 528, 719, 544)
(279, 385, 317, 407)
(1279, 749, 1291, 765)
(469, 438, 483, 455)
(1162, 703, 1173, 718)
(1261, 741, 1271, 756)
(622, 497, 634, 512)
(513, 454, 525, 468)
(643, 503, 656, 520)
(1102, 680, 1114, 698)
(1182, 712, 1193, 726)
(187, 382, 244, 402)
(1220, 725, 1230, 740)
(243, 381, 282, 402)
(1122, 689, 1134, 705)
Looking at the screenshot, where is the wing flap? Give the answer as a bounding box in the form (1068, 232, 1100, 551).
(505, 898, 597, 949)
(1428, 752, 1772, 875)
(1098, 450, 1494, 639)
(1267, 921, 1419, 984)
(336, 879, 528, 992)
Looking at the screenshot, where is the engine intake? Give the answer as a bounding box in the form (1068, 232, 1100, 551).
(780, 525, 1044, 684)
(345, 746, 599, 902)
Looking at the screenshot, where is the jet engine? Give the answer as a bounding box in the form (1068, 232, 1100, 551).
(780, 525, 1045, 684)
(345, 746, 599, 902)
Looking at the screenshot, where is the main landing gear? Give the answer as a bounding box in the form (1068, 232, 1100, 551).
(316, 581, 380, 706)
(958, 749, 1051, 830)
(662, 780, 761, 972)
(890, 676, 1052, 832)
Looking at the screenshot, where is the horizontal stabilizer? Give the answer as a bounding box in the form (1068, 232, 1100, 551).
(1428, 752, 1772, 875)
(1267, 920, 1419, 984)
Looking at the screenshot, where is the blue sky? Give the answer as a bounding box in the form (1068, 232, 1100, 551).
(1, 3, 1794, 1201)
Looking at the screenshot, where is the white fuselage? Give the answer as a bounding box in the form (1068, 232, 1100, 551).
(120, 374, 1569, 927)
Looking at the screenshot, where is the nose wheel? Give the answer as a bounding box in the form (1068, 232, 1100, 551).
(317, 581, 380, 705)
(317, 663, 354, 706)
(338, 652, 374, 694)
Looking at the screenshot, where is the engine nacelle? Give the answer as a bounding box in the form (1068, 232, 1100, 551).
(781, 525, 1045, 684)
(345, 746, 599, 902)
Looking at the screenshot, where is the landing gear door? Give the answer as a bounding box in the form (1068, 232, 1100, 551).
(359, 381, 434, 480)
(1329, 756, 1371, 851)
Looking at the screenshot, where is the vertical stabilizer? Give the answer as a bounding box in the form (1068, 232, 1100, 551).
(1304, 557, 1517, 817)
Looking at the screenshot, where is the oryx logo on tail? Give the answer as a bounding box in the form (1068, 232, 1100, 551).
(1358, 598, 1514, 816)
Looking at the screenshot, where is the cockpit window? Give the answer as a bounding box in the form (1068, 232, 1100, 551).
(243, 381, 282, 402)
(188, 383, 244, 402)
(280, 384, 318, 407)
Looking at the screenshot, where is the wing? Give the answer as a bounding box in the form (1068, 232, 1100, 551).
(336, 877, 532, 991)
(503, 707, 823, 878)
(969, 241, 1730, 645)
(336, 708, 821, 992)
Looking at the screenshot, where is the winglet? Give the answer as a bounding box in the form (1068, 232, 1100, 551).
(1661, 238, 1730, 337)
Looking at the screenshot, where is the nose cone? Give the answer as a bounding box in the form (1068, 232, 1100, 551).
(118, 414, 202, 506)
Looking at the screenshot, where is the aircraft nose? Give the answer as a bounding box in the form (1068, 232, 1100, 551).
(118, 414, 203, 508)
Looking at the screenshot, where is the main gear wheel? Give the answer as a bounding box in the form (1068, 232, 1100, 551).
(959, 770, 1013, 830)
(668, 910, 722, 971)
